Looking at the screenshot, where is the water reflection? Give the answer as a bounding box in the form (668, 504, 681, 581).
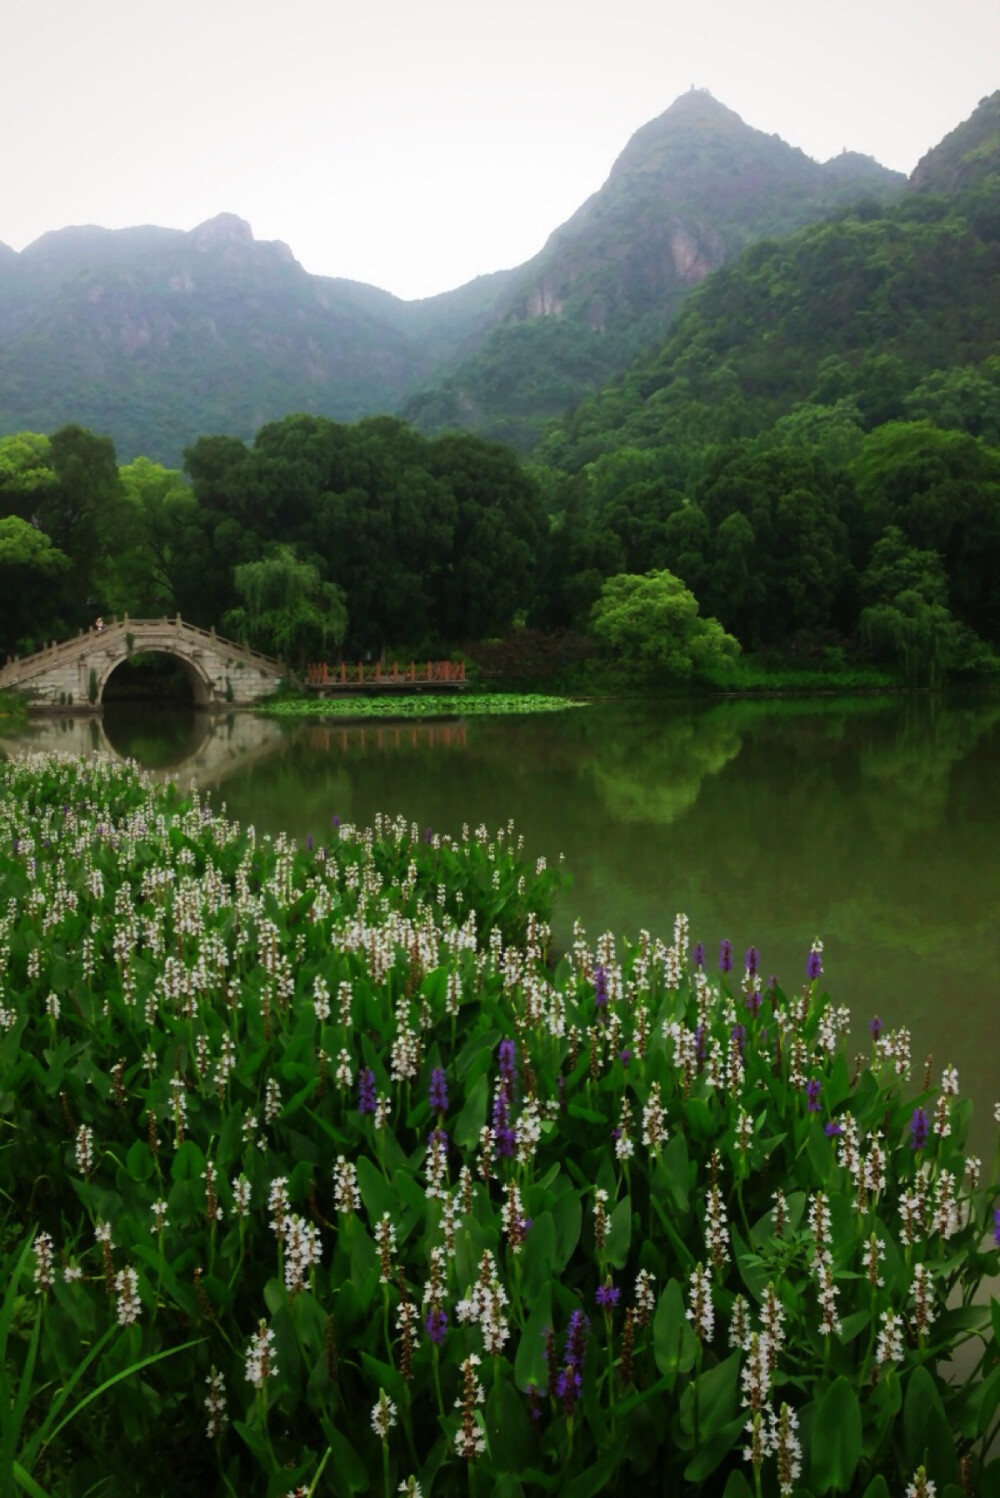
(0, 707, 289, 791)
(213, 692, 1000, 1148)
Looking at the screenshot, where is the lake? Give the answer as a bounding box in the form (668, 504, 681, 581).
(5, 690, 999, 1149)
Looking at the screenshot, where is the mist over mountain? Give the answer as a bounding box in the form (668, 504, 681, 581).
(0, 90, 980, 465)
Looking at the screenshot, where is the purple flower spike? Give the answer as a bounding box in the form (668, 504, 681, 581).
(306, 834, 314, 852)
(731, 1023, 747, 1058)
(498, 1038, 517, 1088)
(357, 1068, 377, 1114)
(805, 1078, 822, 1112)
(429, 1067, 449, 1113)
(745, 990, 762, 1018)
(869, 1016, 883, 1041)
(331, 814, 340, 828)
(619, 1048, 633, 1069)
(593, 965, 608, 1013)
(806, 944, 823, 981)
(555, 1366, 582, 1411)
(994, 1207, 1000, 1249)
(556, 1310, 590, 1418)
(693, 941, 705, 969)
(425, 1308, 448, 1345)
(424, 827, 433, 843)
(825, 1121, 843, 1137)
(492, 1083, 517, 1156)
(595, 1284, 620, 1309)
(564, 1310, 589, 1369)
(745, 945, 759, 978)
(719, 939, 733, 974)
(909, 1108, 929, 1151)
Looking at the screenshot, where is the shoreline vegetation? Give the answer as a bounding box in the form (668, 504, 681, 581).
(1, 753, 996, 1498)
(254, 661, 906, 723)
(259, 692, 585, 720)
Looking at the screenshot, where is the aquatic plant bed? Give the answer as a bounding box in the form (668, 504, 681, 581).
(260, 692, 583, 719)
(0, 756, 997, 1498)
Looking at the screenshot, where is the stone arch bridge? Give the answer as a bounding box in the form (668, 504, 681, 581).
(0, 617, 285, 709)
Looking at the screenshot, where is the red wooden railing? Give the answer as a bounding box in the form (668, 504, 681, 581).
(305, 660, 466, 688)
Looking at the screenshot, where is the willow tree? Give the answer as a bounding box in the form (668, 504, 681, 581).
(223, 546, 347, 672)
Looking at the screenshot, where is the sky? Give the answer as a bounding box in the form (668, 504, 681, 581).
(1, 0, 996, 301)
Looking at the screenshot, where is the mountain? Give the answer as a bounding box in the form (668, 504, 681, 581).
(0, 214, 432, 464)
(911, 90, 1000, 197)
(401, 90, 906, 446)
(534, 126, 1000, 474)
(0, 94, 919, 464)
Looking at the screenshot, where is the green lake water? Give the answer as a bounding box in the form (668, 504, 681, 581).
(7, 690, 999, 1149)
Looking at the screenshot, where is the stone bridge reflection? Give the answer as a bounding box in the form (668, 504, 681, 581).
(1, 710, 289, 791)
(1, 712, 472, 792)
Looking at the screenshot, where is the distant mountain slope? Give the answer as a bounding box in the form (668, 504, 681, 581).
(0, 214, 430, 463)
(402, 91, 906, 447)
(536, 182, 1000, 471)
(911, 90, 1000, 197)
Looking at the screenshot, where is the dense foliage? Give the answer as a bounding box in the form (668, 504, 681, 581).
(0, 417, 547, 666)
(0, 756, 997, 1497)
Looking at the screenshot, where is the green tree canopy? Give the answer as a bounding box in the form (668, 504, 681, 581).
(591, 568, 740, 682)
(851, 421, 1000, 641)
(858, 525, 984, 686)
(0, 432, 57, 512)
(0, 516, 71, 655)
(105, 459, 204, 618)
(695, 448, 856, 644)
(223, 545, 347, 671)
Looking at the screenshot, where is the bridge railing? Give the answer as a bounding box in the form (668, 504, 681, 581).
(305, 660, 466, 689)
(1, 615, 284, 687)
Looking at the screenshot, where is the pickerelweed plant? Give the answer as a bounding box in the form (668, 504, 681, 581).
(0, 754, 997, 1498)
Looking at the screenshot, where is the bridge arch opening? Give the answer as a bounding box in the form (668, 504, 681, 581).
(99, 650, 212, 707)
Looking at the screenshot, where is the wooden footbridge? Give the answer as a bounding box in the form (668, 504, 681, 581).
(0, 617, 285, 709)
(305, 659, 467, 695)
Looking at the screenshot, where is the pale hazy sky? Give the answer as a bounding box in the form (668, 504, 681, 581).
(2, 0, 996, 300)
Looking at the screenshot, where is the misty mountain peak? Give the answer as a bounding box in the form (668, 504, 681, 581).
(189, 213, 255, 251)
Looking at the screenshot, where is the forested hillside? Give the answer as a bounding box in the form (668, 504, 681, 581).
(0, 216, 427, 465)
(518, 93, 1000, 685)
(537, 94, 1000, 471)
